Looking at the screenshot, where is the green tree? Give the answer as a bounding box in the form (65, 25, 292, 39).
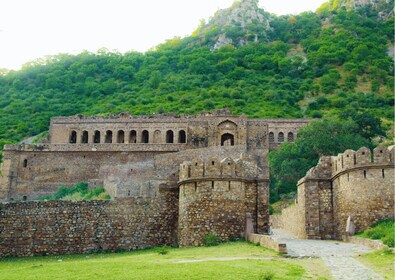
(269, 118, 371, 201)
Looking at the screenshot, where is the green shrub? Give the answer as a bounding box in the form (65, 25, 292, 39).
(358, 220, 394, 247)
(203, 233, 220, 247)
(157, 246, 170, 255)
(261, 271, 274, 280)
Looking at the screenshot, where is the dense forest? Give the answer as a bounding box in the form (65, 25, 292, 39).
(0, 0, 393, 198)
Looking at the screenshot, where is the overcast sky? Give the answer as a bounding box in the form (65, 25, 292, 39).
(0, 0, 327, 70)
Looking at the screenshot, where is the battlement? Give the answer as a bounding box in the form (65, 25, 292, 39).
(179, 157, 262, 183)
(302, 145, 394, 182)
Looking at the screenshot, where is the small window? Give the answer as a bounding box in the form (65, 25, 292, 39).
(269, 132, 274, 143)
(117, 130, 125, 143)
(22, 196, 27, 201)
(278, 132, 284, 143)
(382, 169, 385, 178)
(142, 130, 149, 143)
(179, 130, 186, 143)
(166, 130, 174, 144)
(81, 131, 89, 144)
(129, 130, 137, 143)
(363, 170, 367, 178)
(69, 130, 77, 144)
(94, 131, 101, 143)
(211, 181, 214, 190)
(287, 132, 294, 142)
(105, 130, 113, 143)
(23, 159, 28, 168)
(212, 161, 215, 166)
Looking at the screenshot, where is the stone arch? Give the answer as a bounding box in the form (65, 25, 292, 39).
(117, 130, 125, 143)
(81, 130, 89, 144)
(153, 130, 162, 143)
(269, 132, 274, 143)
(105, 130, 113, 143)
(287, 132, 294, 142)
(129, 130, 137, 143)
(93, 130, 101, 143)
(278, 132, 284, 143)
(166, 130, 174, 143)
(221, 133, 234, 146)
(69, 130, 77, 144)
(217, 120, 237, 146)
(142, 130, 149, 143)
(179, 130, 186, 143)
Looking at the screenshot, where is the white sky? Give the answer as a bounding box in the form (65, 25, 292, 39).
(0, 0, 326, 70)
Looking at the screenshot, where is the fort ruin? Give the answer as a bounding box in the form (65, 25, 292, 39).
(0, 109, 393, 258)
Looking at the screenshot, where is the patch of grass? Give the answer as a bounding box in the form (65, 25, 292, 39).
(0, 242, 313, 280)
(36, 182, 111, 201)
(356, 249, 395, 280)
(356, 220, 394, 247)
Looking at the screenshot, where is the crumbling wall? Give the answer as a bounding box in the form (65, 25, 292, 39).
(0, 189, 178, 258)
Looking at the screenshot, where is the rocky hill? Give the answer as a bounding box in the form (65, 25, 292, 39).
(195, 0, 271, 50)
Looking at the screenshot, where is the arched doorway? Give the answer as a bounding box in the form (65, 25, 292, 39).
(221, 133, 234, 146)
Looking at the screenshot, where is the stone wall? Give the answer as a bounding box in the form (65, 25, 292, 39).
(271, 146, 395, 240)
(178, 157, 269, 247)
(0, 189, 178, 258)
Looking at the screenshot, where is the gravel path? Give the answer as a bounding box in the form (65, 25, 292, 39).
(272, 229, 383, 280)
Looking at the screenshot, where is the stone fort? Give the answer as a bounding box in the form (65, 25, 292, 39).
(0, 109, 393, 257)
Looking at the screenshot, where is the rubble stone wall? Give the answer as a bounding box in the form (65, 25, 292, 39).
(0, 190, 178, 258)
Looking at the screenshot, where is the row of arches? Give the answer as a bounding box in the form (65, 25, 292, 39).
(69, 129, 187, 144)
(268, 132, 295, 143)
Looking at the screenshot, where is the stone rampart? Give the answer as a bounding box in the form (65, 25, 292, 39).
(272, 146, 394, 240)
(0, 190, 178, 258)
(177, 157, 269, 247)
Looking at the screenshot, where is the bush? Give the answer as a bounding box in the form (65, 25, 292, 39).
(203, 233, 220, 247)
(261, 272, 275, 280)
(358, 220, 394, 247)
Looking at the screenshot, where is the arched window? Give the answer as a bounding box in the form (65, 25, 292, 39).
(117, 130, 125, 143)
(179, 130, 186, 143)
(94, 131, 101, 143)
(278, 132, 284, 143)
(166, 130, 174, 143)
(69, 131, 77, 144)
(287, 132, 294, 142)
(105, 130, 113, 143)
(269, 132, 274, 143)
(142, 130, 149, 143)
(129, 130, 137, 143)
(221, 133, 234, 146)
(81, 131, 89, 144)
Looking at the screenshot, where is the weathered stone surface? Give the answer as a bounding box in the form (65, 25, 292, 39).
(272, 146, 394, 241)
(0, 192, 178, 258)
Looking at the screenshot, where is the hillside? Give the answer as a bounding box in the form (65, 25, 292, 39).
(0, 0, 393, 158)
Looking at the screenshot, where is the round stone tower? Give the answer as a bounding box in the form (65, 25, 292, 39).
(178, 156, 269, 247)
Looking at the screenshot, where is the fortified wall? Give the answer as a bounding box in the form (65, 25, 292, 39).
(178, 157, 269, 246)
(271, 146, 395, 240)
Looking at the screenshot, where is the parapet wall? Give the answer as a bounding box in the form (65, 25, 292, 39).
(272, 146, 394, 240)
(178, 157, 269, 247)
(0, 190, 178, 258)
